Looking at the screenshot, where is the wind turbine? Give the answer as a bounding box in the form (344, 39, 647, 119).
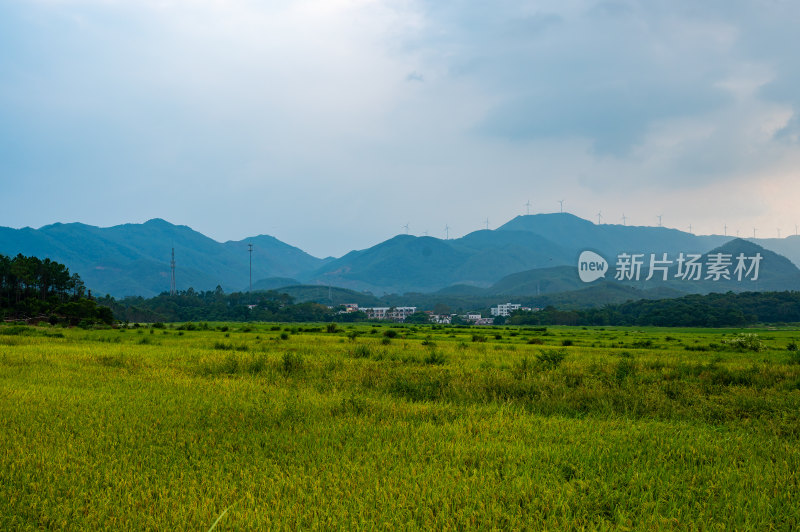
(753, 227, 757, 239)
(596, 210, 603, 225)
(657, 215, 663, 227)
(724, 224, 727, 236)
(484, 218, 490, 230)
(445, 225, 450, 240)
(525, 200, 531, 215)
(689, 224, 692, 234)
(558, 199, 565, 213)
(777, 228, 781, 239)
(402, 223, 409, 235)
(621, 213, 627, 226)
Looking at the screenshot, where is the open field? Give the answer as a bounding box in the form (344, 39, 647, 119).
(2, 322, 800, 529)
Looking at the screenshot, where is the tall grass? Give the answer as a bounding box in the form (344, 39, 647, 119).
(1, 323, 798, 529)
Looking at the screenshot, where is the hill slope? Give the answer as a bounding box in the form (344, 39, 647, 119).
(0, 219, 326, 297)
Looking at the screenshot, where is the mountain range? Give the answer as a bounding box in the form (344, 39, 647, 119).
(2, 214, 799, 300)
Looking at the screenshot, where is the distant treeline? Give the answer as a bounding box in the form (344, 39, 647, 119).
(506, 291, 800, 327)
(99, 288, 366, 324)
(0, 254, 112, 325)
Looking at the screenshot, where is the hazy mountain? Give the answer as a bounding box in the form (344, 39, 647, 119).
(433, 239, 800, 301)
(0, 219, 327, 297)
(3, 214, 799, 300)
(498, 213, 732, 257)
(750, 235, 800, 269)
(302, 230, 575, 294)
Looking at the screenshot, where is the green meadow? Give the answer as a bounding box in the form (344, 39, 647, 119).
(2, 323, 799, 529)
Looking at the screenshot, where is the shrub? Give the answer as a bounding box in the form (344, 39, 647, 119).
(383, 330, 398, 339)
(561, 339, 573, 347)
(350, 345, 372, 359)
(723, 333, 765, 352)
(326, 323, 338, 333)
(423, 351, 446, 365)
(536, 349, 566, 369)
(281, 352, 304, 374)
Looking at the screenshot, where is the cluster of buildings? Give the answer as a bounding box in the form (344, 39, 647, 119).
(339, 302, 536, 324)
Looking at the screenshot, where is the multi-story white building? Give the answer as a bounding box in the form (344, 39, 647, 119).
(388, 307, 417, 321)
(360, 306, 417, 322)
(361, 307, 390, 320)
(490, 303, 522, 317)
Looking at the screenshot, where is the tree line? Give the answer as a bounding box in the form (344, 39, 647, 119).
(98, 287, 367, 324)
(505, 291, 800, 327)
(0, 254, 112, 325)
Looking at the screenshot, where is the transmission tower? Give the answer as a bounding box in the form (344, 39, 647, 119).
(248, 243, 254, 298)
(170, 247, 176, 296)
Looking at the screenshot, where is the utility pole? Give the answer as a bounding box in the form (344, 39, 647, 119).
(170, 247, 176, 296)
(248, 243, 253, 301)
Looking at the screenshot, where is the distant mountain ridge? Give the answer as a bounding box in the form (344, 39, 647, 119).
(1, 214, 800, 298)
(0, 219, 328, 297)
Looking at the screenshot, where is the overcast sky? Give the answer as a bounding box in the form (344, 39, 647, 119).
(2, 0, 799, 257)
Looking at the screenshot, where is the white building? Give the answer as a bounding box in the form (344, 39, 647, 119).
(389, 307, 417, 321)
(361, 307, 390, 320)
(490, 303, 522, 317)
(360, 306, 417, 321)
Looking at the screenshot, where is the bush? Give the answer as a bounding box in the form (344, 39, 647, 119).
(383, 329, 398, 339)
(350, 345, 372, 359)
(281, 352, 304, 374)
(423, 351, 446, 365)
(723, 333, 765, 352)
(536, 349, 566, 369)
(326, 323, 338, 334)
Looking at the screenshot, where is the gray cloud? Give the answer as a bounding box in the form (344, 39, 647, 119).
(1, 0, 799, 257)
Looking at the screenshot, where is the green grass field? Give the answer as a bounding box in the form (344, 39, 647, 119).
(2, 322, 799, 529)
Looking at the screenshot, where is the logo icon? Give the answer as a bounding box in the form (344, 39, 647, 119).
(578, 251, 608, 283)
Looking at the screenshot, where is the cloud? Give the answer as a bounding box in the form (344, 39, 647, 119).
(1, 0, 800, 257)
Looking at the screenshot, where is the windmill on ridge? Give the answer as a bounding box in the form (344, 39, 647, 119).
(525, 200, 531, 215)
(596, 211, 602, 225)
(402, 223, 409, 235)
(558, 199, 565, 213)
(445, 225, 450, 240)
(657, 215, 663, 227)
(484, 218, 490, 230)
(621, 213, 627, 226)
